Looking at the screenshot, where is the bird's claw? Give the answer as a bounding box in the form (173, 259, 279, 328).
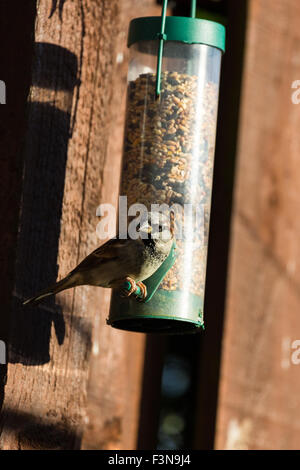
(135, 281, 147, 301)
(119, 278, 147, 302)
(120, 277, 137, 298)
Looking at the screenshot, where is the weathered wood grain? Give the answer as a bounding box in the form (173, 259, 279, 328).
(215, 0, 300, 450)
(0, 0, 158, 450)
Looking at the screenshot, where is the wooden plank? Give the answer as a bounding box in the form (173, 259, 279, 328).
(0, 0, 157, 450)
(192, 0, 248, 450)
(215, 0, 300, 450)
(81, 0, 162, 450)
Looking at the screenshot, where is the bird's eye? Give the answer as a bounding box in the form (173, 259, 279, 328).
(158, 225, 163, 232)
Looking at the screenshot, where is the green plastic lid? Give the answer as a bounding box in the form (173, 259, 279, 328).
(128, 16, 226, 53)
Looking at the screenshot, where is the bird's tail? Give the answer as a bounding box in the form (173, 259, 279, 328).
(23, 273, 75, 306)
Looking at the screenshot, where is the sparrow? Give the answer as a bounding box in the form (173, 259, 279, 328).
(23, 211, 173, 306)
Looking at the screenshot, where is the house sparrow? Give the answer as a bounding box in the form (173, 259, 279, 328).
(23, 211, 173, 306)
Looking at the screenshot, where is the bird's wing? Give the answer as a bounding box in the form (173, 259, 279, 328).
(73, 238, 129, 273)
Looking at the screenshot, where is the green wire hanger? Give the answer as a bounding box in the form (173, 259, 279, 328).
(155, 0, 197, 97)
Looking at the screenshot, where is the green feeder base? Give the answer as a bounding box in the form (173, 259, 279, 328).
(107, 242, 205, 334)
(108, 289, 204, 335)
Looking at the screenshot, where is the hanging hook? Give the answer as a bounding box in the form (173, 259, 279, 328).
(155, 0, 197, 97)
(190, 0, 197, 18)
(155, 0, 168, 98)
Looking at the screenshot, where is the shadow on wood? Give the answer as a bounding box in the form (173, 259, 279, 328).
(0, 406, 80, 450)
(10, 42, 79, 365)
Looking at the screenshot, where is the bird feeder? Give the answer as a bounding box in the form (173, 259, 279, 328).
(108, 0, 225, 334)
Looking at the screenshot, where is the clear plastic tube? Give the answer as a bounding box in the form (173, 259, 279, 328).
(109, 40, 222, 333)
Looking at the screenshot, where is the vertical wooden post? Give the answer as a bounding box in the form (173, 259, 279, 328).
(215, 0, 300, 450)
(0, 0, 158, 450)
(81, 0, 162, 450)
(193, 0, 248, 450)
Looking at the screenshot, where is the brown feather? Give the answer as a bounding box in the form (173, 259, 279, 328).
(73, 238, 128, 272)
